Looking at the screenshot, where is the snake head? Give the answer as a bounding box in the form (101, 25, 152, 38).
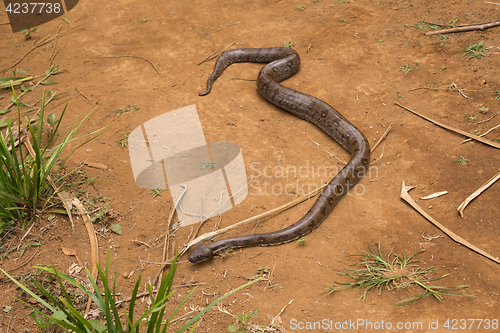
(188, 244, 214, 263)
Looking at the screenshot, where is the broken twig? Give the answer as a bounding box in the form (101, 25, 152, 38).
(371, 123, 394, 153)
(462, 123, 500, 144)
(401, 181, 500, 264)
(394, 102, 500, 149)
(401, 181, 500, 265)
(457, 170, 500, 217)
(424, 19, 500, 35)
(84, 48, 162, 77)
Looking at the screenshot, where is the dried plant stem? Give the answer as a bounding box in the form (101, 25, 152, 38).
(457, 170, 500, 217)
(424, 19, 500, 35)
(395, 102, 500, 149)
(400, 181, 500, 265)
(371, 124, 394, 153)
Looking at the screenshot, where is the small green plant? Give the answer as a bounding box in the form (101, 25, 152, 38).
(251, 266, 270, 280)
(1, 251, 262, 332)
(283, 41, 295, 48)
(297, 236, 307, 245)
(148, 188, 163, 198)
(479, 107, 489, 114)
(412, 21, 438, 30)
(449, 16, 459, 25)
(455, 156, 469, 165)
(201, 161, 216, 170)
(115, 132, 130, 148)
(494, 90, 500, 100)
(337, 18, 346, 23)
(462, 41, 486, 59)
(325, 243, 473, 305)
(13, 42, 27, 51)
(464, 113, 478, 122)
(375, 38, 384, 43)
(116, 104, 140, 116)
(138, 18, 151, 23)
(400, 64, 412, 74)
(21, 26, 39, 40)
(228, 310, 259, 333)
(373, 1, 382, 4)
(296, 5, 308, 10)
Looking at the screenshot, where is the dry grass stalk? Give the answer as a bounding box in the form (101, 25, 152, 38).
(457, 170, 500, 217)
(400, 181, 500, 265)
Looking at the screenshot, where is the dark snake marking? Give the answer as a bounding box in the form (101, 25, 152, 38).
(189, 47, 370, 263)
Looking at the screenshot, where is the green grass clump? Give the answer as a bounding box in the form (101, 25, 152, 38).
(1, 251, 261, 332)
(0, 90, 65, 225)
(326, 243, 473, 306)
(462, 41, 486, 59)
(0, 88, 106, 240)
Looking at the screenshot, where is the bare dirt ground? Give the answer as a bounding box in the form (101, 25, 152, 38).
(1, 0, 500, 332)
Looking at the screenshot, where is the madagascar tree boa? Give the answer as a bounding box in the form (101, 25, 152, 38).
(189, 47, 370, 263)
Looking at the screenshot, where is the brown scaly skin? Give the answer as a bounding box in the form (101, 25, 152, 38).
(190, 47, 370, 263)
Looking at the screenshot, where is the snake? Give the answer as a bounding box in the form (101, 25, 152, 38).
(189, 47, 370, 263)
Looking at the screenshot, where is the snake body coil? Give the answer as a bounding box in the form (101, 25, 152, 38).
(189, 47, 370, 263)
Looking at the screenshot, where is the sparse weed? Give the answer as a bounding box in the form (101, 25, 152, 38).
(148, 188, 163, 198)
(116, 104, 140, 116)
(297, 236, 307, 245)
(325, 243, 473, 305)
(455, 156, 469, 165)
(228, 310, 259, 333)
(462, 41, 486, 59)
(464, 113, 478, 122)
(400, 65, 412, 74)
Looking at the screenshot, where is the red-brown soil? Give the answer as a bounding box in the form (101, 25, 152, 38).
(1, 0, 500, 332)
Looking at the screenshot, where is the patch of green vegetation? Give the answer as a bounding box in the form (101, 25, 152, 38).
(283, 41, 295, 48)
(1, 252, 261, 332)
(375, 38, 384, 43)
(325, 243, 473, 305)
(400, 64, 412, 74)
(297, 236, 307, 245)
(115, 132, 130, 148)
(462, 41, 486, 59)
(21, 27, 39, 40)
(0, 90, 97, 235)
(116, 104, 140, 116)
(455, 156, 469, 166)
(464, 113, 478, 122)
(202, 161, 216, 170)
(228, 310, 259, 333)
(148, 188, 163, 198)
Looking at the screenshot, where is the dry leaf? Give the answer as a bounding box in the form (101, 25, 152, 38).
(61, 247, 77, 256)
(84, 161, 108, 170)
